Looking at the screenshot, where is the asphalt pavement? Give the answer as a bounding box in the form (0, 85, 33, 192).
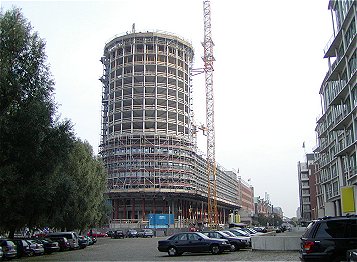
(23, 235, 301, 261)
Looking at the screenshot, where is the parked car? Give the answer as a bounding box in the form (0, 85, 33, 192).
(347, 249, 357, 262)
(106, 231, 114, 237)
(111, 230, 125, 239)
(222, 230, 251, 248)
(33, 238, 60, 253)
(87, 231, 107, 238)
(26, 239, 45, 255)
(239, 227, 262, 235)
(89, 236, 97, 244)
(46, 236, 71, 251)
(77, 236, 89, 249)
(137, 229, 154, 238)
(11, 239, 32, 257)
(300, 215, 357, 262)
(47, 232, 79, 249)
(0, 240, 17, 259)
(253, 226, 267, 233)
(158, 232, 231, 256)
(126, 229, 138, 238)
(83, 236, 93, 245)
(228, 228, 251, 237)
(32, 230, 47, 238)
(0, 246, 3, 260)
(202, 230, 250, 251)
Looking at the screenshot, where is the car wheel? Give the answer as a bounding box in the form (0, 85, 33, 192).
(229, 244, 236, 252)
(28, 250, 34, 257)
(168, 246, 178, 256)
(210, 244, 220, 255)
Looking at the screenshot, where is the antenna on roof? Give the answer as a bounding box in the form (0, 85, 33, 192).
(132, 23, 136, 33)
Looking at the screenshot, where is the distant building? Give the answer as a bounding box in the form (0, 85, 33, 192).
(254, 196, 272, 216)
(237, 175, 254, 224)
(314, 0, 357, 216)
(296, 207, 301, 219)
(273, 207, 283, 218)
(298, 153, 318, 221)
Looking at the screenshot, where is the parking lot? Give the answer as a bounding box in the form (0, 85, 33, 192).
(23, 236, 300, 261)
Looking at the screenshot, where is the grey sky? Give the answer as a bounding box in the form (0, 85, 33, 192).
(1, 0, 332, 217)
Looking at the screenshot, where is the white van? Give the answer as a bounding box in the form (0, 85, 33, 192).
(46, 232, 79, 249)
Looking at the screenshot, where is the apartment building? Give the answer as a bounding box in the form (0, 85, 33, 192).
(315, 0, 356, 216)
(298, 154, 318, 221)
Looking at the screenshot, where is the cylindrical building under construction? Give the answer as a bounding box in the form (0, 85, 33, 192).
(100, 31, 239, 228)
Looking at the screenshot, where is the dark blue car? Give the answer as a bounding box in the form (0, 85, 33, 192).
(158, 232, 231, 256)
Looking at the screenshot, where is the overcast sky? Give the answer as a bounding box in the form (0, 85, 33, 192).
(1, 0, 333, 218)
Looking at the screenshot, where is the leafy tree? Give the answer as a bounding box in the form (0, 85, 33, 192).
(50, 140, 107, 232)
(0, 8, 75, 237)
(253, 213, 283, 227)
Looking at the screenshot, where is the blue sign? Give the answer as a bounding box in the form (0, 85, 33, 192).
(148, 214, 174, 228)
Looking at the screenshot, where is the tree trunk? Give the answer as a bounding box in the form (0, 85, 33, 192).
(8, 228, 15, 238)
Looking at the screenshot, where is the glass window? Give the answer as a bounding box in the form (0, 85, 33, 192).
(315, 221, 346, 238)
(188, 233, 200, 240)
(178, 234, 188, 241)
(346, 220, 357, 238)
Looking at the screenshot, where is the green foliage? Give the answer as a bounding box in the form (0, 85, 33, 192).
(50, 140, 107, 231)
(0, 8, 75, 235)
(253, 213, 283, 227)
(0, 7, 107, 235)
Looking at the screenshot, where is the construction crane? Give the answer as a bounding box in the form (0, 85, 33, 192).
(202, 0, 218, 227)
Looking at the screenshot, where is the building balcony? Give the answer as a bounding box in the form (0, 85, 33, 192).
(316, 121, 328, 138)
(331, 104, 356, 131)
(327, 79, 348, 106)
(318, 139, 332, 154)
(335, 135, 356, 156)
(324, 35, 356, 83)
(324, 1, 355, 58)
(324, 30, 342, 58)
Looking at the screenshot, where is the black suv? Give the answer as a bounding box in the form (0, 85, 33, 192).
(300, 215, 357, 262)
(111, 230, 125, 239)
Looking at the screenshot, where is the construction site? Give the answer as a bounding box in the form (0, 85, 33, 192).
(99, 1, 243, 228)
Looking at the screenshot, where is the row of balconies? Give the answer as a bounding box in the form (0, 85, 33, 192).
(323, 1, 355, 57)
(109, 80, 190, 91)
(110, 62, 190, 75)
(109, 94, 189, 104)
(110, 106, 189, 116)
(316, 100, 356, 138)
(323, 33, 356, 84)
(110, 71, 190, 83)
(109, 43, 191, 60)
(110, 55, 190, 68)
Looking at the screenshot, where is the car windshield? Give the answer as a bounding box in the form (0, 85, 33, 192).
(195, 232, 209, 239)
(218, 231, 230, 237)
(7, 241, 15, 247)
(222, 231, 235, 237)
(248, 228, 257, 233)
(237, 229, 250, 236)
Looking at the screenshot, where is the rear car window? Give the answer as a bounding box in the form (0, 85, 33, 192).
(315, 220, 346, 238)
(302, 221, 316, 237)
(346, 220, 357, 238)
